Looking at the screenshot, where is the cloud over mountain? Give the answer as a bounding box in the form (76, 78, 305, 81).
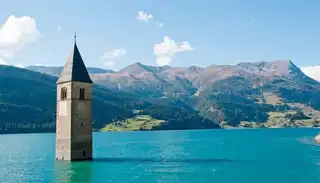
(153, 36, 194, 66)
(301, 66, 320, 81)
(100, 48, 127, 69)
(0, 15, 40, 65)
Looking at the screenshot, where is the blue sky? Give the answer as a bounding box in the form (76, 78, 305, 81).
(0, 0, 320, 74)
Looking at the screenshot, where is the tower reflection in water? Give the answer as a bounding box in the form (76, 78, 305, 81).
(55, 161, 92, 183)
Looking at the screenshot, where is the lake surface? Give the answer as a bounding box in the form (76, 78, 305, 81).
(0, 128, 319, 183)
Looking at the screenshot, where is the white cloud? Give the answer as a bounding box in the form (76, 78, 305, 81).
(100, 48, 126, 68)
(153, 36, 194, 66)
(136, 11, 165, 28)
(136, 11, 153, 22)
(35, 63, 50, 67)
(156, 56, 172, 66)
(156, 22, 164, 28)
(101, 48, 127, 60)
(15, 63, 24, 68)
(0, 58, 7, 65)
(2, 52, 12, 59)
(104, 61, 115, 68)
(57, 25, 62, 30)
(0, 15, 40, 65)
(301, 66, 320, 81)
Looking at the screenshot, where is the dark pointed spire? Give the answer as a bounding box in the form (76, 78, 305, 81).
(57, 35, 93, 84)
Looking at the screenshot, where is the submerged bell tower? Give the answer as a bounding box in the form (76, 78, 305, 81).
(56, 34, 93, 161)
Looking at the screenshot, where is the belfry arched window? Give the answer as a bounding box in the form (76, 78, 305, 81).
(80, 88, 85, 100)
(61, 87, 67, 100)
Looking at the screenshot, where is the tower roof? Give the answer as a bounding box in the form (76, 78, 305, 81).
(57, 40, 93, 84)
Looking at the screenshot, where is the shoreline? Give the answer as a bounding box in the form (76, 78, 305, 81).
(1, 126, 319, 135)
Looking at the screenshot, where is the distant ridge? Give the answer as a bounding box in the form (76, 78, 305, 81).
(26, 65, 115, 76)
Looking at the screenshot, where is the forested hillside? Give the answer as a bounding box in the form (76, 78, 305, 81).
(0, 65, 218, 133)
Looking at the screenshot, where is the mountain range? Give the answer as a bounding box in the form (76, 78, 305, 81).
(1, 60, 319, 133)
(26, 66, 115, 76)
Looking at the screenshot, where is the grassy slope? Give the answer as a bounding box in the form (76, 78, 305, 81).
(100, 115, 165, 131)
(103, 79, 320, 131)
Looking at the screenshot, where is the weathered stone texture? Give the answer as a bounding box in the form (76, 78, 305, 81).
(56, 42, 93, 161)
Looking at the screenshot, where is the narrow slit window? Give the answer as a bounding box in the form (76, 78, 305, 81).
(61, 87, 67, 100)
(80, 88, 85, 100)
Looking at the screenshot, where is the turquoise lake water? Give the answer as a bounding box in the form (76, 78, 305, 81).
(0, 128, 319, 183)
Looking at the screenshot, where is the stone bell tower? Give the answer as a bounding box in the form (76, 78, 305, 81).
(55, 34, 93, 161)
